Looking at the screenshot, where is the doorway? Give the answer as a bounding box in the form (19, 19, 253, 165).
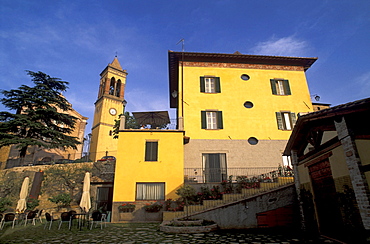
(309, 159, 343, 237)
(202, 153, 227, 183)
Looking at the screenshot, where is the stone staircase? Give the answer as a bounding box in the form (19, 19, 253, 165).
(163, 176, 294, 221)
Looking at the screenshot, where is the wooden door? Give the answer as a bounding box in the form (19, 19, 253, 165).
(309, 159, 343, 237)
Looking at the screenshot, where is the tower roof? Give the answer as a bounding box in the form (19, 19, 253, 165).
(109, 57, 123, 70)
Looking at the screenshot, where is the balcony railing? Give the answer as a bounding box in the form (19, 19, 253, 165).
(184, 166, 293, 184)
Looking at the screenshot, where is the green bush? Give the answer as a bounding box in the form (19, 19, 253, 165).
(26, 198, 40, 210)
(48, 193, 72, 208)
(0, 198, 12, 213)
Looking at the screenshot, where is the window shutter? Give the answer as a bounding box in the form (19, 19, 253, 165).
(215, 77, 221, 93)
(200, 77, 205, 92)
(217, 111, 223, 129)
(270, 79, 277, 95)
(290, 112, 297, 127)
(201, 111, 207, 129)
(276, 112, 284, 130)
(283, 80, 291, 95)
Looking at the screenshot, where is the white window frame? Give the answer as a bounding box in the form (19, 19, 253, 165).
(282, 112, 292, 130)
(136, 182, 165, 200)
(206, 111, 217, 129)
(277, 80, 285, 95)
(204, 77, 215, 93)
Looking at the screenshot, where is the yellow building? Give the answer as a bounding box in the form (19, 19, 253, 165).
(110, 51, 318, 222)
(112, 124, 184, 222)
(89, 57, 127, 161)
(168, 51, 317, 182)
(284, 97, 370, 243)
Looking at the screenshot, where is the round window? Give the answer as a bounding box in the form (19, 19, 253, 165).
(248, 137, 258, 145)
(244, 101, 254, 108)
(241, 74, 250, 81)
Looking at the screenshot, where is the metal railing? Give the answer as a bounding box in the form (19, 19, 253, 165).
(164, 166, 295, 220)
(184, 166, 293, 184)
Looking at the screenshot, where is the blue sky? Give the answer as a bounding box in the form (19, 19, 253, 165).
(1, 0, 369, 135)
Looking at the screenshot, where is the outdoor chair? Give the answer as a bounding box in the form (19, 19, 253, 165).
(35, 209, 43, 223)
(58, 212, 72, 230)
(90, 211, 106, 230)
(0, 213, 17, 230)
(44, 213, 58, 230)
(24, 210, 37, 226)
(68, 210, 79, 229)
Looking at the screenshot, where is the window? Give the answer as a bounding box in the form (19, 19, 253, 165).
(248, 137, 259, 145)
(241, 74, 250, 81)
(276, 112, 296, 130)
(136, 183, 165, 200)
(201, 111, 223, 129)
(200, 77, 221, 93)
(270, 79, 291, 95)
(145, 141, 158, 161)
(244, 101, 254, 108)
(202, 153, 227, 183)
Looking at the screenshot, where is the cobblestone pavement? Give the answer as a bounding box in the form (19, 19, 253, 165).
(0, 223, 338, 244)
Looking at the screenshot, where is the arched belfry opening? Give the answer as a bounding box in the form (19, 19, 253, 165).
(116, 80, 121, 97)
(109, 77, 116, 96)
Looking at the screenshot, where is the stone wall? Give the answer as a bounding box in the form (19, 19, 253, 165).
(0, 162, 101, 214)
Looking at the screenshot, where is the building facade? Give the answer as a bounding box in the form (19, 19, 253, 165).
(89, 57, 127, 161)
(168, 51, 317, 183)
(112, 127, 185, 222)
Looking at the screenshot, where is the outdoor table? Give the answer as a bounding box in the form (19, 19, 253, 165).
(71, 213, 87, 230)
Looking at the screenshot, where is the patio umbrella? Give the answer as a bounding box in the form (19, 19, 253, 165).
(132, 111, 170, 128)
(16, 176, 29, 213)
(79, 172, 91, 213)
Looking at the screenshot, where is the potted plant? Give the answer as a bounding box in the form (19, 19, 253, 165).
(118, 202, 136, 213)
(144, 202, 163, 213)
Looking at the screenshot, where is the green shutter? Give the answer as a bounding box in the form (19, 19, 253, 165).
(276, 112, 284, 130)
(270, 79, 277, 95)
(201, 111, 207, 129)
(290, 112, 297, 127)
(215, 77, 221, 93)
(217, 111, 223, 129)
(283, 80, 291, 95)
(200, 77, 205, 92)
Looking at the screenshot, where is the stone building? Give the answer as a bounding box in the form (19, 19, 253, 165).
(6, 104, 87, 168)
(284, 97, 370, 242)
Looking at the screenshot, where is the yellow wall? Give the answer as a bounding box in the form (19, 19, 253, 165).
(180, 66, 313, 140)
(113, 130, 184, 202)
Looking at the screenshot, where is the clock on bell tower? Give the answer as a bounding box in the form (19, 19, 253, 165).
(89, 56, 127, 161)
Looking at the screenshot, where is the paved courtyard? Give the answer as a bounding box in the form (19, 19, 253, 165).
(0, 222, 338, 243)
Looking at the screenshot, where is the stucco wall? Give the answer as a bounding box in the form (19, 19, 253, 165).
(184, 139, 288, 169)
(112, 130, 184, 222)
(180, 64, 313, 141)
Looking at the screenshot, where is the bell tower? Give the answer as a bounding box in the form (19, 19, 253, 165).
(89, 56, 127, 161)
